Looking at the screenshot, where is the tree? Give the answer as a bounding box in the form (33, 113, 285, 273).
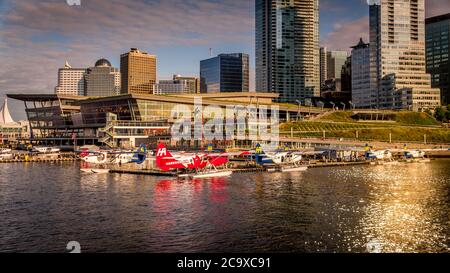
(445, 110, 450, 123)
(434, 107, 446, 122)
(434, 107, 445, 121)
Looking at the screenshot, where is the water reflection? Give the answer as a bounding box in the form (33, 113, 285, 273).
(358, 163, 449, 252)
(0, 161, 448, 253)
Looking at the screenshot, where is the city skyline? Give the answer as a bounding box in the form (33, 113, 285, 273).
(0, 1, 450, 256)
(0, 0, 449, 119)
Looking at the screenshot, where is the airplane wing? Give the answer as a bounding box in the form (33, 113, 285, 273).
(203, 151, 251, 158)
(76, 150, 134, 155)
(421, 148, 449, 152)
(208, 156, 229, 165)
(295, 151, 326, 156)
(386, 149, 407, 153)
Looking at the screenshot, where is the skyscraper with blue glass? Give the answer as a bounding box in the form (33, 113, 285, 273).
(200, 53, 249, 93)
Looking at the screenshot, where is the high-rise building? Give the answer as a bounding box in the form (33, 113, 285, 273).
(320, 47, 328, 88)
(54, 61, 87, 96)
(426, 13, 450, 105)
(341, 56, 352, 92)
(173, 75, 200, 94)
(351, 38, 371, 108)
(255, 0, 320, 103)
(120, 48, 156, 95)
(369, 1, 441, 111)
(154, 75, 200, 95)
(85, 59, 121, 97)
(327, 51, 348, 80)
(321, 78, 341, 92)
(200, 53, 249, 93)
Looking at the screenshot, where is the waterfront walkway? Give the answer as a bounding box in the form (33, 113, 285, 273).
(279, 136, 450, 150)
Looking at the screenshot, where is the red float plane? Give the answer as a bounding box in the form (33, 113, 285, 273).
(155, 143, 249, 177)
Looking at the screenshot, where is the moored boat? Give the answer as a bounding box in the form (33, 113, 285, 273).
(0, 148, 13, 160)
(281, 166, 308, 173)
(80, 168, 110, 174)
(182, 170, 233, 179)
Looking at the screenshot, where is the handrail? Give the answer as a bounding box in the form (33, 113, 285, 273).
(111, 121, 171, 127)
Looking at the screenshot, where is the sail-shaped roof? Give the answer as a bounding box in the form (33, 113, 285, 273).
(0, 98, 15, 124)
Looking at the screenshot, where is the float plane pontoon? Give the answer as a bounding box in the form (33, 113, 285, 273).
(155, 143, 249, 178)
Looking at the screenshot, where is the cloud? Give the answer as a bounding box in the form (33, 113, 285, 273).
(320, 0, 349, 13)
(1, 0, 449, 120)
(321, 0, 450, 51)
(0, 0, 253, 88)
(321, 16, 369, 52)
(4, 0, 253, 47)
(426, 0, 450, 17)
(0, 0, 255, 120)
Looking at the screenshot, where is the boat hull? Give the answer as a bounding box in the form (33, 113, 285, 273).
(190, 170, 233, 179)
(417, 159, 431, 163)
(0, 154, 13, 160)
(80, 168, 110, 174)
(381, 161, 399, 165)
(281, 166, 308, 173)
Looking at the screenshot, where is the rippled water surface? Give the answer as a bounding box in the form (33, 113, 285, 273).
(0, 160, 449, 253)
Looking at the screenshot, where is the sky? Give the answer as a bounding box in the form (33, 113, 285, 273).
(0, 0, 449, 120)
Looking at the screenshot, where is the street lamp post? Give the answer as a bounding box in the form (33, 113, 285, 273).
(295, 100, 302, 121)
(349, 101, 354, 110)
(318, 101, 325, 111)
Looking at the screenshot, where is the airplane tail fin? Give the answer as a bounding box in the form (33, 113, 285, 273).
(131, 144, 147, 164)
(156, 143, 173, 157)
(255, 154, 265, 165)
(255, 143, 264, 154)
(155, 143, 174, 171)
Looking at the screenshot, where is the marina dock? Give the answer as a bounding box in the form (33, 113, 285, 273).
(0, 152, 79, 163)
(0, 158, 79, 163)
(0, 148, 448, 176)
(108, 160, 373, 176)
(307, 161, 370, 168)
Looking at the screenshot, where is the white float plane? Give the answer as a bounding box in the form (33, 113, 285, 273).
(365, 150, 393, 160)
(80, 144, 148, 170)
(0, 148, 13, 160)
(33, 147, 61, 154)
(252, 144, 323, 172)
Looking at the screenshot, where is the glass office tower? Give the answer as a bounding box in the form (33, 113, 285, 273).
(351, 38, 372, 108)
(255, 0, 320, 103)
(200, 53, 249, 93)
(327, 51, 348, 80)
(426, 13, 450, 105)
